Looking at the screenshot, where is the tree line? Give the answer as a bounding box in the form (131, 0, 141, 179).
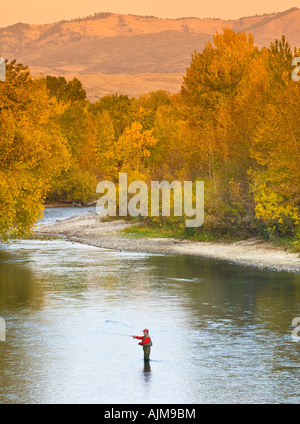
(0, 29, 299, 248)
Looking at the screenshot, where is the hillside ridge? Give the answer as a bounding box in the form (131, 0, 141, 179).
(1, 8, 299, 98)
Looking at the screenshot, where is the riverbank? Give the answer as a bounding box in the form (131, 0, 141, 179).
(33, 212, 300, 273)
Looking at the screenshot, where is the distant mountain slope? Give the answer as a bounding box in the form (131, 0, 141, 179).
(0, 8, 299, 97)
(245, 7, 300, 46)
(12, 31, 212, 75)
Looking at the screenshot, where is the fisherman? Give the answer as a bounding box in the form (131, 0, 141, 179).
(132, 329, 152, 361)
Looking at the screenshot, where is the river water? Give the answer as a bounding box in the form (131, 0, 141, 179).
(0, 207, 300, 404)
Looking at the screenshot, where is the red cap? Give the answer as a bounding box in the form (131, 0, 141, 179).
(143, 329, 149, 333)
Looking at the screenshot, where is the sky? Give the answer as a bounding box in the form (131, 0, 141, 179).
(1, 0, 300, 27)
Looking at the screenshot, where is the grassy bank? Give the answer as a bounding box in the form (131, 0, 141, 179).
(120, 219, 300, 253)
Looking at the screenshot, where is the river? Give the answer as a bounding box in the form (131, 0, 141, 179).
(0, 207, 300, 404)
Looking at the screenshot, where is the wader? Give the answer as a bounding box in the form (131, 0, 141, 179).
(142, 335, 152, 361)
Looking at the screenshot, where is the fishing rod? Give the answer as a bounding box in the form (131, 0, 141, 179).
(99, 331, 133, 337)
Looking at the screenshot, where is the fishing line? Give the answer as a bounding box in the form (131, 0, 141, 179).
(98, 331, 133, 337)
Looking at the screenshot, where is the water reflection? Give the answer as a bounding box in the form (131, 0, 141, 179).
(0, 233, 300, 403)
(142, 361, 151, 383)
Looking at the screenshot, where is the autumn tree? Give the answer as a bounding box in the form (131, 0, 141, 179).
(92, 111, 116, 179)
(48, 101, 98, 204)
(181, 28, 258, 111)
(250, 80, 300, 236)
(0, 61, 70, 241)
(88, 94, 135, 138)
(114, 121, 157, 180)
(45, 75, 86, 103)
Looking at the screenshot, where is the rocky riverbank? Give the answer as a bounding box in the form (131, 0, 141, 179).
(33, 212, 300, 273)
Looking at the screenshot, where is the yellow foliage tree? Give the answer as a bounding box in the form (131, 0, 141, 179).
(114, 121, 157, 180)
(0, 61, 70, 241)
(250, 80, 300, 235)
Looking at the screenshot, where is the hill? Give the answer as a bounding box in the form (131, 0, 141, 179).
(1, 8, 299, 98)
